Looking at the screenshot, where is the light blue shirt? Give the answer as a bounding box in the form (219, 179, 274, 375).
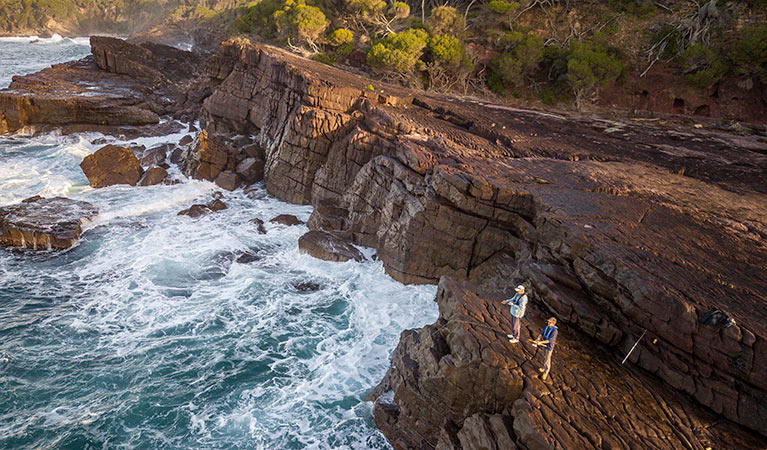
(507, 293, 528, 318)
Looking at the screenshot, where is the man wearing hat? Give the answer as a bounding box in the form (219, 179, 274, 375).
(532, 317, 559, 380)
(502, 285, 528, 343)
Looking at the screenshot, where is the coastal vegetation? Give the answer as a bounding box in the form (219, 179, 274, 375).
(1, 0, 766, 111)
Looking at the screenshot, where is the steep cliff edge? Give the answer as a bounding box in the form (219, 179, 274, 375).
(199, 40, 767, 447)
(2, 36, 764, 448)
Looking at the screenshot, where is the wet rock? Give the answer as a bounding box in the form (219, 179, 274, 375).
(249, 218, 267, 234)
(307, 200, 347, 232)
(177, 204, 211, 218)
(298, 230, 365, 262)
(138, 143, 172, 167)
(179, 134, 194, 146)
(0, 196, 98, 249)
(181, 130, 235, 181)
(169, 147, 184, 164)
(80, 145, 143, 188)
(208, 199, 228, 211)
(214, 171, 240, 191)
(137, 166, 168, 186)
(235, 157, 264, 183)
(269, 214, 304, 226)
(235, 250, 262, 264)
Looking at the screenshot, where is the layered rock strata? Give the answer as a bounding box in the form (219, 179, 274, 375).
(199, 40, 767, 446)
(0, 197, 98, 249)
(0, 37, 206, 135)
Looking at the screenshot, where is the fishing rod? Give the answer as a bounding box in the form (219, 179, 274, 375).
(622, 329, 647, 365)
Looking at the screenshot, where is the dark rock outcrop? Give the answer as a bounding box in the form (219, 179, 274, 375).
(298, 230, 365, 263)
(269, 214, 304, 226)
(199, 40, 767, 445)
(177, 204, 211, 218)
(0, 197, 98, 249)
(80, 145, 144, 188)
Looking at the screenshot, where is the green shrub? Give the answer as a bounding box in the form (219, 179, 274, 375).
(389, 1, 410, 19)
(426, 6, 464, 36)
(567, 41, 624, 105)
(429, 34, 468, 68)
(346, 0, 387, 14)
(312, 52, 337, 65)
(490, 31, 544, 88)
(328, 28, 354, 46)
(273, 0, 329, 47)
(487, 0, 520, 16)
(729, 25, 767, 83)
(230, 0, 283, 35)
(681, 43, 726, 88)
(367, 28, 429, 73)
(650, 24, 680, 60)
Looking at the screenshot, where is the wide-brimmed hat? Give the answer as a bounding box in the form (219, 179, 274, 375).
(515, 285, 525, 293)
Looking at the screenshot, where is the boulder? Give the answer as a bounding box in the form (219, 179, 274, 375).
(214, 171, 240, 191)
(208, 199, 228, 211)
(177, 204, 211, 218)
(0, 196, 98, 249)
(235, 157, 264, 183)
(139, 143, 172, 167)
(179, 135, 194, 146)
(298, 230, 365, 262)
(270, 214, 304, 226)
(137, 166, 168, 186)
(183, 130, 235, 181)
(80, 145, 143, 188)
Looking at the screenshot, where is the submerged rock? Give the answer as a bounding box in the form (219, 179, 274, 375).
(249, 218, 267, 234)
(0, 196, 98, 249)
(298, 231, 365, 263)
(80, 145, 143, 188)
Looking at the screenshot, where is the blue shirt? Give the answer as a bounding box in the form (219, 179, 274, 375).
(539, 325, 558, 350)
(507, 293, 527, 318)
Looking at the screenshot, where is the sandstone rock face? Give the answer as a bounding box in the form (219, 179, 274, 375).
(200, 41, 767, 443)
(81, 145, 144, 188)
(0, 37, 209, 135)
(137, 166, 168, 186)
(298, 231, 365, 263)
(0, 197, 98, 249)
(181, 130, 236, 182)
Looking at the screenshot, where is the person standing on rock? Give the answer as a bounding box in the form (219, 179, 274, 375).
(532, 317, 558, 380)
(502, 285, 528, 343)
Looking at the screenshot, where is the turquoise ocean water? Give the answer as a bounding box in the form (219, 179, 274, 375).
(0, 36, 438, 449)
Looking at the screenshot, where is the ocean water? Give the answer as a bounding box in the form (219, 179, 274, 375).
(0, 38, 438, 449)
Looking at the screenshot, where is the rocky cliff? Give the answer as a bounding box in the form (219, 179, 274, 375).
(1, 37, 766, 448)
(198, 40, 767, 447)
